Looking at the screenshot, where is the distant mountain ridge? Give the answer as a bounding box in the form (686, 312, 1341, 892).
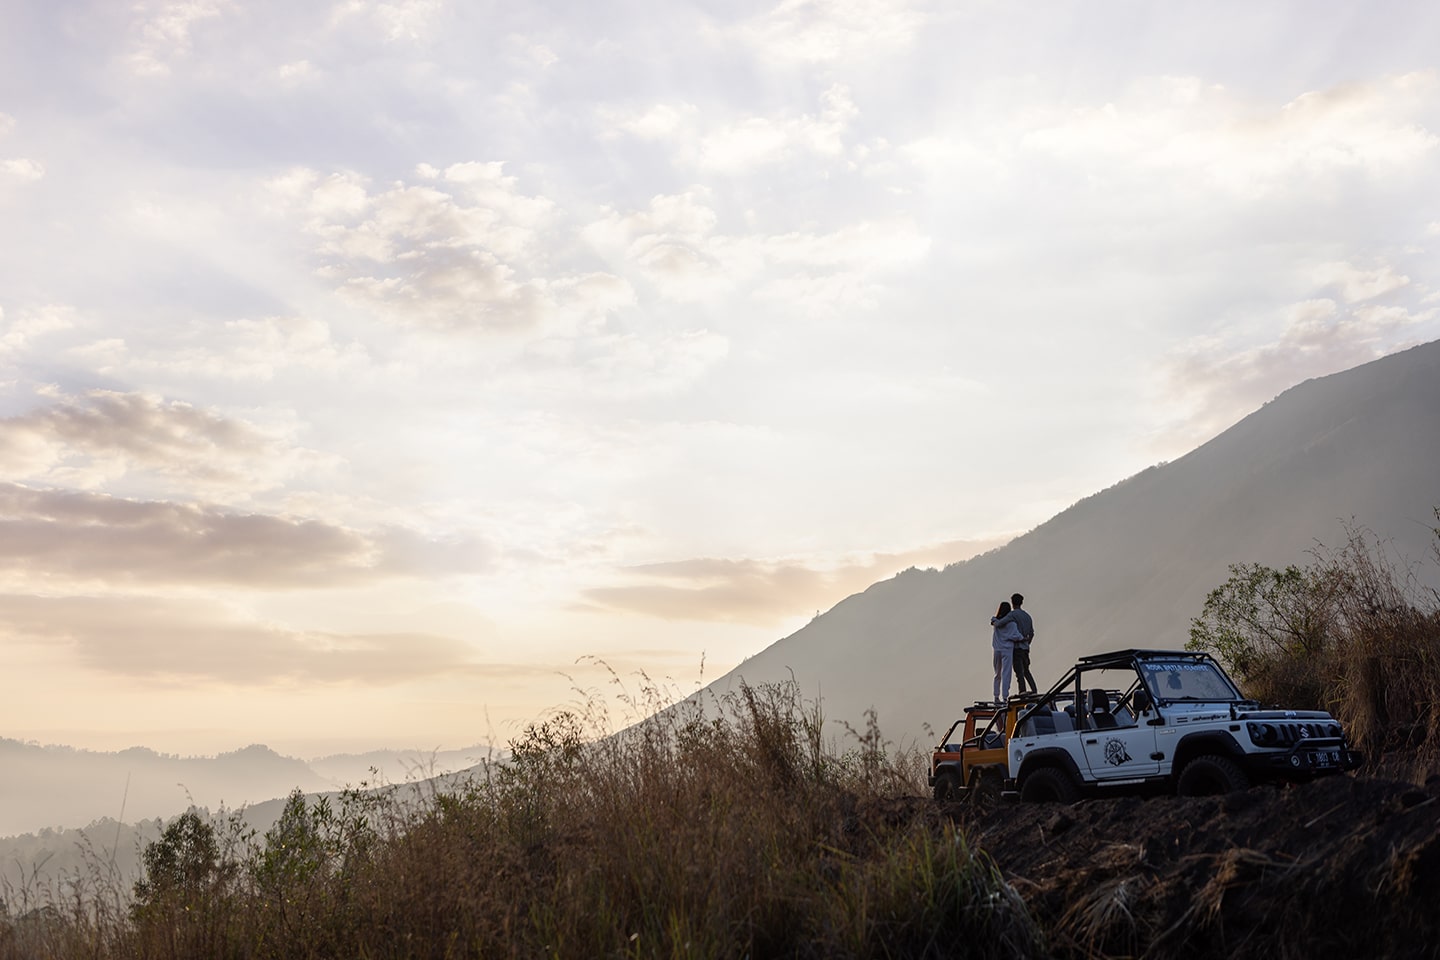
(0, 738, 332, 836)
(707, 340, 1440, 745)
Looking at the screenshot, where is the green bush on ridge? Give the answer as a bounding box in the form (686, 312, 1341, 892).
(1187, 511, 1440, 777)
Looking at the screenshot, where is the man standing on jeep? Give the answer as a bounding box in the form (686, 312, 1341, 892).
(1004, 593, 1037, 694)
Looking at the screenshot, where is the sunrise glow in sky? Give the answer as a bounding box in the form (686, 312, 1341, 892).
(2, 0, 1438, 757)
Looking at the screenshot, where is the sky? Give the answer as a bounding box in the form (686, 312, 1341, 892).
(2, 0, 1438, 759)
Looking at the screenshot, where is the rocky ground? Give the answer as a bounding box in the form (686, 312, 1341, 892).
(918, 773, 1440, 960)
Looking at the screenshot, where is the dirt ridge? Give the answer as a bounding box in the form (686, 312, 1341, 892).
(920, 775, 1440, 959)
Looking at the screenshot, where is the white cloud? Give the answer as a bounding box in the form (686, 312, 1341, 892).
(1312, 261, 1411, 304)
(277, 59, 318, 83)
(583, 190, 729, 302)
(584, 190, 927, 308)
(733, 0, 932, 64)
(1159, 297, 1431, 449)
(0, 483, 497, 591)
(0, 159, 44, 182)
(127, 0, 231, 77)
(520, 328, 730, 401)
(1015, 72, 1440, 200)
(0, 304, 75, 359)
(605, 103, 700, 142)
(327, 0, 444, 42)
(0, 390, 327, 497)
(605, 86, 861, 175)
(76, 315, 372, 382)
(518, 40, 558, 69)
(270, 163, 620, 335)
(704, 85, 858, 173)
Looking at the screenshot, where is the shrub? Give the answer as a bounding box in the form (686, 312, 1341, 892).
(1188, 514, 1440, 777)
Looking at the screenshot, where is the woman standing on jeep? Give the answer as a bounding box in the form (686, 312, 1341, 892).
(990, 600, 1023, 703)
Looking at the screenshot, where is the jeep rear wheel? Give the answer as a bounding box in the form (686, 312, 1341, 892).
(1176, 754, 1250, 797)
(969, 767, 1003, 807)
(1019, 766, 1079, 804)
(933, 769, 962, 802)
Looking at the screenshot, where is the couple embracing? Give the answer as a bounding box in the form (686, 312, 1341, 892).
(989, 592, 1036, 703)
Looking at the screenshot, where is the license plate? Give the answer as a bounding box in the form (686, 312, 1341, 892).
(1309, 750, 1339, 768)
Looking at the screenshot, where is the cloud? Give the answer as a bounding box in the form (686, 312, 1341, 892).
(1312, 261, 1411, 304)
(127, 0, 231, 77)
(0, 304, 75, 359)
(606, 103, 700, 142)
(328, 0, 445, 43)
(1015, 72, 1440, 200)
(1159, 297, 1432, 449)
(0, 593, 501, 685)
(697, 85, 859, 174)
(606, 86, 862, 175)
(731, 0, 932, 64)
(517, 328, 729, 399)
(76, 315, 372, 382)
(272, 163, 626, 335)
(1, 158, 44, 182)
(581, 538, 1008, 626)
(583, 191, 928, 306)
(582, 190, 729, 302)
(0, 482, 496, 589)
(0, 389, 319, 495)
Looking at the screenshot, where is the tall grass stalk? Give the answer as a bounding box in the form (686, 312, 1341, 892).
(1, 675, 1042, 960)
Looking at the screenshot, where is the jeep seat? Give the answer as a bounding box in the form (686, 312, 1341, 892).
(1087, 688, 1118, 729)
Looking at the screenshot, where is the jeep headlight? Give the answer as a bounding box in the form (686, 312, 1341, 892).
(1246, 721, 1279, 746)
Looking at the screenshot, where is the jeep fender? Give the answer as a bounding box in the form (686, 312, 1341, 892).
(1015, 748, 1086, 792)
(1171, 731, 1245, 772)
(932, 759, 964, 781)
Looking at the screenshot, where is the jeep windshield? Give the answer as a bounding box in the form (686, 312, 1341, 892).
(1139, 660, 1241, 702)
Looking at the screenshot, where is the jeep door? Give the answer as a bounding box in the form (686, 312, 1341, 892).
(1076, 667, 1160, 779)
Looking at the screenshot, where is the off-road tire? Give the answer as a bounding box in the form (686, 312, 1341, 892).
(969, 766, 1004, 807)
(1176, 754, 1250, 797)
(1019, 766, 1079, 804)
(933, 769, 962, 802)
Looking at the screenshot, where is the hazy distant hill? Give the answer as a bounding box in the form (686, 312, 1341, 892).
(307, 745, 496, 789)
(0, 740, 332, 836)
(706, 340, 1440, 745)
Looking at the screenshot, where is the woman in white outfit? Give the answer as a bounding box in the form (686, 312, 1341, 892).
(990, 600, 1023, 703)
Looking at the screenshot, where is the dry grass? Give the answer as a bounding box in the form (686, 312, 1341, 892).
(0, 675, 1043, 960)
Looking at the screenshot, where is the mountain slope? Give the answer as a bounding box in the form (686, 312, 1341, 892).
(707, 340, 1440, 745)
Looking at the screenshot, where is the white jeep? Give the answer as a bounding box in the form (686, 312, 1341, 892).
(1003, 649, 1363, 802)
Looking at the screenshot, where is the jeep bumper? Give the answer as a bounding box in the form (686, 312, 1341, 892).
(1247, 737, 1362, 779)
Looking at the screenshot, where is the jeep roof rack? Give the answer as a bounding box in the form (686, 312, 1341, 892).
(1075, 649, 1212, 667)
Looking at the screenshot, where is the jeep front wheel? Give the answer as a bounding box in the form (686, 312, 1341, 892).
(1019, 767, 1079, 804)
(933, 769, 962, 802)
(1176, 755, 1250, 797)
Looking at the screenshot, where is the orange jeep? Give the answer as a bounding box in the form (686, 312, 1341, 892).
(930, 697, 1037, 801)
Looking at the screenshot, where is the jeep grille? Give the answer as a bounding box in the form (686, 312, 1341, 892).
(1246, 720, 1343, 747)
